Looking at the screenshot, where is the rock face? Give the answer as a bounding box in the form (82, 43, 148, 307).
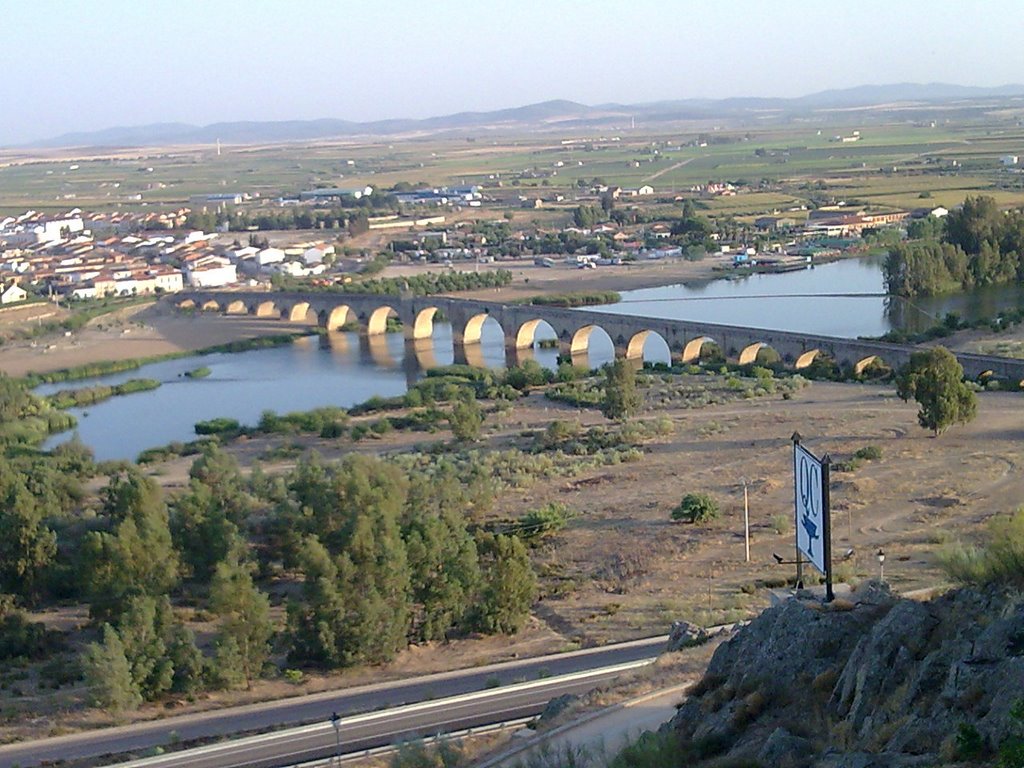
(666, 620, 710, 652)
(665, 582, 1024, 767)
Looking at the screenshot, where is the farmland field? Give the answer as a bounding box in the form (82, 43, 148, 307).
(2, 119, 1024, 218)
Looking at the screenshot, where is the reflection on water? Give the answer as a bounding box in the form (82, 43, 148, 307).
(599, 256, 1024, 338)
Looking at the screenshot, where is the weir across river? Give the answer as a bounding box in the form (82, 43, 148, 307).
(173, 290, 1024, 383)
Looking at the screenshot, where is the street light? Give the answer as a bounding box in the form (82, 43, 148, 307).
(330, 711, 341, 766)
(877, 549, 885, 583)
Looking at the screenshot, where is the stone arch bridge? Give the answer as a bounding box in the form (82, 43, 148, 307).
(173, 290, 1024, 382)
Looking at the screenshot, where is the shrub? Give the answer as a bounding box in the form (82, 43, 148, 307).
(194, 417, 241, 436)
(939, 507, 1024, 588)
(517, 502, 573, 544)
(671, 493, 720, 524)
(854, 445, 882, 461)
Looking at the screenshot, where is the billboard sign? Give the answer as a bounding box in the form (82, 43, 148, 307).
(794, 442, 827, 575)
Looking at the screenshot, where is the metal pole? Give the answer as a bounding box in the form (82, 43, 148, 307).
(707, 564, 713, 612)
(742, 478, 750, 563)
(821, 454, 834, 603)
(791, 432, 804, 588)
(330, 712, 341, 766)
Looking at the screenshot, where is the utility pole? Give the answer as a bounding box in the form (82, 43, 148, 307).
(741, 477, 750, 563)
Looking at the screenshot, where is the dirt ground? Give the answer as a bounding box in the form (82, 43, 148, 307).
(0, 302, 295, 378)
(382, 254, 735, 303)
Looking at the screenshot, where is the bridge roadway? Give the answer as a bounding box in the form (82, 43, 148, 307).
(174, 290, 1024, 382)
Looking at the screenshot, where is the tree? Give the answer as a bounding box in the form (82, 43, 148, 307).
(115, 595, 174, 700)
(471, 534, 536, 634)
(601, 359, 642, 421)
(895, 346, 977, 436)
(672, 493, 720, 524)
(83, 624, 143, 713)
(0, 473, 56, 599)
(210, 547, 272, 689)
(403, 471, 482, 642)
(80, 470, 179, 620)
(171, 481, 240, 583)
(448, 394, 483, 442)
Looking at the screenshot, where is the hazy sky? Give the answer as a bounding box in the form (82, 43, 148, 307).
(3, 0, 1023, 145)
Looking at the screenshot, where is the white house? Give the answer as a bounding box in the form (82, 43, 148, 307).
(302, 245, 334, 265)
(1001, 155, 1019, 167)
(184, 257, 237, 288)
(231, 246, 259, 262)
(1, 282, 27, 304)
(256, 248, 286, 266)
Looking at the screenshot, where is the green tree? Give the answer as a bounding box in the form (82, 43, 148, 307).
(115, 595, 174, 700)
(404, 472, 482, 641)
(80, 471, 179, 620)
(171, 481, 240, 583)
(472, 534, 536, 634)
(210, 547, 273, 689)
(448, 394, 483, 442)
(601, 359, 642, 421)
(83, 624, 143, 712)
(0, 473, 56, 599)
(671, 493, 720, 524)
(896, 346, 977, 436)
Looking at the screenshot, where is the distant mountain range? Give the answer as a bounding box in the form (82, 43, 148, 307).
(26, 83, 1024, 149)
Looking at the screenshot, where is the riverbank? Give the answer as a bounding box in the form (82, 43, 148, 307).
(0, 302, 304, 378)
(382, 254, 736, 302)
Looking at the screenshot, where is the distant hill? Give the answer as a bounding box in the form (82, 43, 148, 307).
(25, 83, 1024, 149)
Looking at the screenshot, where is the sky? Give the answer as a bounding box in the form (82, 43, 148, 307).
(3, 0, 1023, 146)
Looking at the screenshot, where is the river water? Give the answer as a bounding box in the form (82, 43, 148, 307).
(42, 256, 1024, 461)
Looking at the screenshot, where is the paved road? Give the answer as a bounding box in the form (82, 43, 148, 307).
(110, 661, 653, 768)
(0, 635, 667, 768)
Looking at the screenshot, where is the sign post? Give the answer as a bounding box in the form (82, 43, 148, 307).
(792, 433, 834, 602)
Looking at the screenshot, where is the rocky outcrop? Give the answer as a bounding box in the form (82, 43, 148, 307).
(665, 581, 1024, 767)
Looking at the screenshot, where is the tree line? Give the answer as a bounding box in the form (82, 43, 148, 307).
(0, 373, 537, 712)
(884, 196, 1024, 297)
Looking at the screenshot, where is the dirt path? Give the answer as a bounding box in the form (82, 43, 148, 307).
(643, 154, 702, 183)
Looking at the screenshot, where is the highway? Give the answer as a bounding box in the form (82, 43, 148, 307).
(109, 660, 653, 768)
(0, 635, 667, 768)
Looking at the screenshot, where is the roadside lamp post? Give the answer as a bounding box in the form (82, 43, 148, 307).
(877, 549, 885, 583)
(330, 711, 341, 766)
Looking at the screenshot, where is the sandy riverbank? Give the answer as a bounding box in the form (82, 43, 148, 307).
(0, 302, 304, 378)
(383, 254, 735, 302)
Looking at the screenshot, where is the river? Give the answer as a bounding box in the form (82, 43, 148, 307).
(41, 256, 1024, 461)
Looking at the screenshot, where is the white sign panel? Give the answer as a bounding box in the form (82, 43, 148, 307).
(794, 443, 826, 574)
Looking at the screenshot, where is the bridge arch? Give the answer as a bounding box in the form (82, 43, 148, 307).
(412, 307, 440, 340)
(253, 300, 277, 318)
(225, 300, 247, 315)
(319, 305, 354, 331)
(625, 330, 671, 364)
(178, 298, 197, 310)
(795, 349, 822, 370)
(681, 336, 719, 364)
(738, 342, 780, 366)
(570, 324, 609, 355)
(462, 313, 503, 346)
(854, 355, 881, 375)
(515, 318, 558, 350)
(287, 302, 314, 323)
(201, 299, 222, 312)
(854, 355, 890, 377)
(367, 305, 398, 336)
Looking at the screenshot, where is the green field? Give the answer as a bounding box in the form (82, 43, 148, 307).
(2, 118, 1023, 218)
